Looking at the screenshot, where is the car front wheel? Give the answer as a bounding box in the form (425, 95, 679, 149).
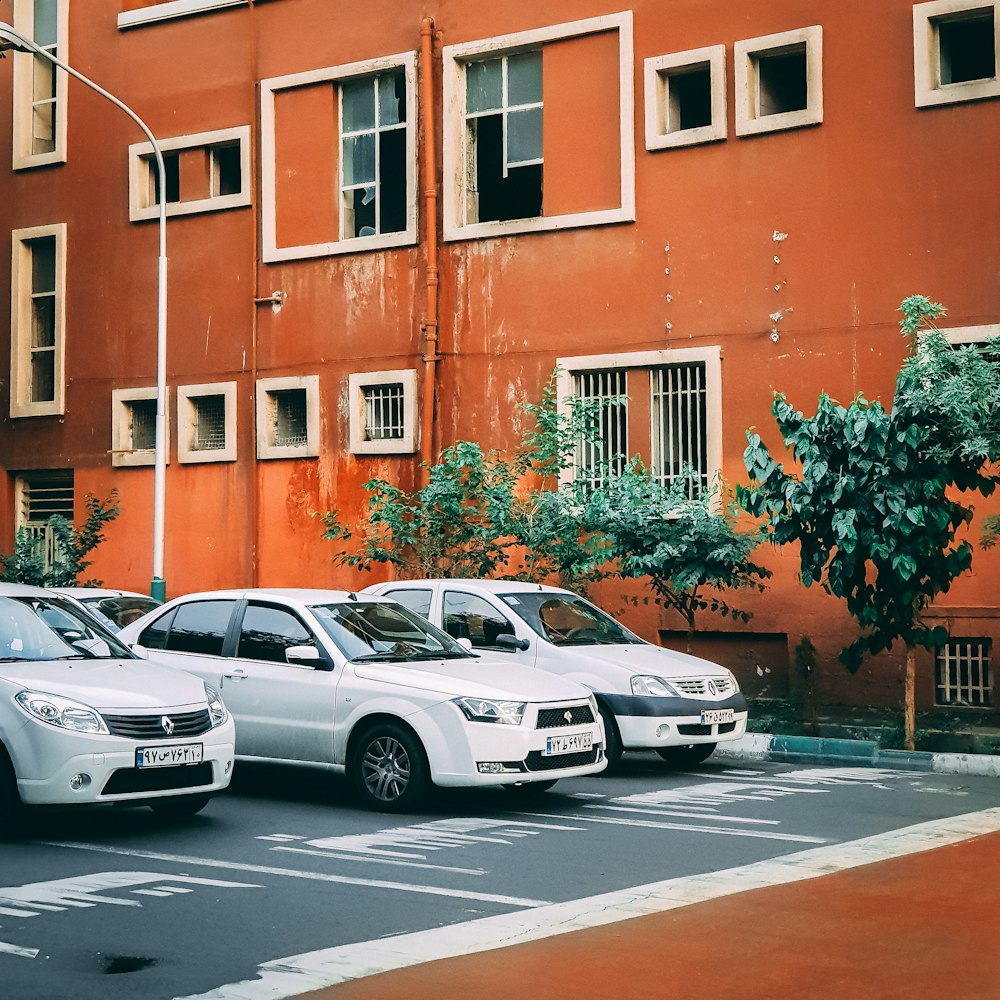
(656, 743, 717, 766)
(599, 704, 623, 768)
(0, 746, 25, 840)
(351, 723, 430, 813)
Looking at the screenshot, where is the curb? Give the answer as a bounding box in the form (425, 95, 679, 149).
(714, 732, 1000, 778)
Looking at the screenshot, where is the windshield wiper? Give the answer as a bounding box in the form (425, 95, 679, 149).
(352, 650, 468, 663)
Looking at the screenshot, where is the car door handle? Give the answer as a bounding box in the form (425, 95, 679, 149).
(223, 667, 248, 680)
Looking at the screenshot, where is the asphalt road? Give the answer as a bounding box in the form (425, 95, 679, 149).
(1, 753, 997, 1000)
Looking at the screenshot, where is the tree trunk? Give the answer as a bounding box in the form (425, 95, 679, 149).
(903, 648, 916, 751)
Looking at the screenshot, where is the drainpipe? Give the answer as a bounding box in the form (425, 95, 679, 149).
(419, 16, 439, 487)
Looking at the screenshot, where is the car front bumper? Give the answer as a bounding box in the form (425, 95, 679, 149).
(603, 692, 749, 750)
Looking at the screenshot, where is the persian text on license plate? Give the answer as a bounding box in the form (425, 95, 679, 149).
(543, 732, 594, 756)
(700, 709, 735, 725)
(135, 743, 204, 768)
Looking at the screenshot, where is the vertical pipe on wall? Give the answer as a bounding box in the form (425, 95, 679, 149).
(419, 16, 439, 487)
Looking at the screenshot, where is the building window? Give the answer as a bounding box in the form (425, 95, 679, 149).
(348, 369, 417, 455)
(914, 1, 1000, 107)
(177, 382, 237, 464)
(442, 12, 635, 241)
(936, 638, 993, 706)
(14, 470, 73, 572)
(11, 0, 68, 169)
(111, 387, 169, 468)
(129, 126, 251, 221)
(10, 223, 66, 418)
(260, 53, 417, 262)
(644, 45, 727, 150)
(735, 26, 823, 137)
(256, 375, 320, 460)
(556, 348, 722, 497)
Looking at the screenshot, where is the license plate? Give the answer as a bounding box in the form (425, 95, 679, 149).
(135, 743, 204, 768)
(543, 732, 594, 756)
(700, 709, 735, 725)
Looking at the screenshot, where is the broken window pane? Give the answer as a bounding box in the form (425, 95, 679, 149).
(378, 72, 405, 125)
(507, 106, 542, 165)
(213, 143, 242, 196)
(466, 58, 502, 113)
(342, 132, 376, 186)
(507, 51, 542, 106)
(342, 78, 376, 132)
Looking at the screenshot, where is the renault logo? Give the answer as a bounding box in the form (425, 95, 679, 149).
(707, 681, 718, 696)
(160, 715, 175, 736)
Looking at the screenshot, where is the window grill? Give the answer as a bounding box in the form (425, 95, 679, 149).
(936, 639, 993, 706)
(651, 362, 708, 496)
(364, 383, 405, 440)
(18, 471, 73, 571)
(128, 398, 157, 451)
(271, 389, 308, 447)
(573, 369, 628, 490)
(193, 395, 227, 450)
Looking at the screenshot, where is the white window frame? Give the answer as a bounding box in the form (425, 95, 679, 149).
(255, 375, 320, 460)
(735, 25, 823, 137)
(914, 1, 1000, 107)
(128, 126, 252, 222)
(177, 381, 237, 464)
(348, 369, 418, 455)
(938, 323, 1000, 346)
(644, 45, 727, 150)
(111, 386, 170, 468)
(11, 0, 69, 170)
(442, 11, 635, 242)
(260, 52, 418, 263)
(10, 222, 66, 418)
(118, 0, 247, 29)
(555, 347, 723, 493)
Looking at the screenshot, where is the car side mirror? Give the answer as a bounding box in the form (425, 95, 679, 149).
(456, 637, 473, 651)
(494, 634, 530, 653)
(286, 645, 330, 669)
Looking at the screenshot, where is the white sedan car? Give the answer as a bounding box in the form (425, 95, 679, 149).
(51, 587, 162, 632)
(117, 588, 606, 811)
(362, 579, 749, 766)
(0, 584, 235, 836)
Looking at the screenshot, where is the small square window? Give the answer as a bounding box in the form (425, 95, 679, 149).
(645, 45, 727, 151)
(914, 1, 1000, 107)
(348, 369, 417, 455)
(111, 387, 170, 468)
(935, 638, 993, 706)
(256, 375, 320, 460)
(735, 26, 823, 137)
(177, 382, 237, 464)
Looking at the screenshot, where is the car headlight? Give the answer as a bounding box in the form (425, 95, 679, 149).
(205, 685, 228, 727)
(15, 690, 109, 734)
(631, 675, 681, 698)
(454, 697, 526, 725)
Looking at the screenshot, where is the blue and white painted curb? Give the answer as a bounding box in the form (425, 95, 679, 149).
(715, 732, 1000, 777)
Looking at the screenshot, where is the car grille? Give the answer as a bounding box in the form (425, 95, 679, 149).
(523, 747, 602, 771)
(678, 721, 738, 736)
(101, 762, 214, 795)
(102, 709, 213, 739)
(672, 676, 734, 697)
(536, 704, 595, 729)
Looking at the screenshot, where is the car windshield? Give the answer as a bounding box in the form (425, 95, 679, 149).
(498, 592, 645, 646)
(310, 600, 474, 662)
(0, 594, 133, 661)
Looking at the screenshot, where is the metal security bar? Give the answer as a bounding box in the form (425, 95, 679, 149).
(651, 362, 708, 496)
(364, 383, 405, 440)
(272, 389, 308, 447)
(129, 398, 156, 451)
(935, 639, 993, 706)
(573, 369, 628, 490)
(193, 395, 227, 450)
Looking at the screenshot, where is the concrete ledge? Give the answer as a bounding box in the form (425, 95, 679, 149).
(715, 733, 1000, 778)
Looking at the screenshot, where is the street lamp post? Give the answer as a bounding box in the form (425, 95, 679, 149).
(0, 22, 169, 601)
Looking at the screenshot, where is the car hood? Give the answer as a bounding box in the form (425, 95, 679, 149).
(555, 642, 733, 680)
(354, 655, 591, 702)
(0, 659, 209, 711)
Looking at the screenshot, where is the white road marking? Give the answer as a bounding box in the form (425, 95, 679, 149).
(177, 806, 1000, 1000)
(594, 804, 781, 825)
(0, 942, 38, 959)
(38, 843, 551, 908)
(271, 846, 487, 875)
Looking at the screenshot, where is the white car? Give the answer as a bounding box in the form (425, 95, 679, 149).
(117, 589, 606, 811)
(51, 587, 162, 632)
(0, 584, 235, 836)
(362, 579, 748, 766)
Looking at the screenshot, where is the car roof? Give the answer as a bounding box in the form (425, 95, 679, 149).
(366, 578, 575, 596)
(51, 587, 152, 599)
(0, 582, 58, 598)
(165, 587, 386, 605)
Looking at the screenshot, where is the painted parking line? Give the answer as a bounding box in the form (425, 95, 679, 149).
(176, 806, 1000, 1000)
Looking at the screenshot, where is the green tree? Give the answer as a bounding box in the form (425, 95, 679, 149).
(0, 490, 121, 587)
(739, 297, 1000, 749)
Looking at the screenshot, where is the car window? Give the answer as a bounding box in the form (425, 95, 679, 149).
(237, 603, 316, 664)
(0, 595, 130, 660)
(86, 595, 161, 631)
(142, 599, 236, 656)
(442, 591, 516, 649)
(382, 588, 433, 618)
(498, 592, 645, 645)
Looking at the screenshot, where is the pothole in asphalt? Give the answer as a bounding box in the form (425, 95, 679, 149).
(100, 954, 159, 974)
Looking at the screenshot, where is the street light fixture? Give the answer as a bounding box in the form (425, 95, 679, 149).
(0, 21, 169, 601)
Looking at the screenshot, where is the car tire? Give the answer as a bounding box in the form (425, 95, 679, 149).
(598, 704, 623, 768)
(148, 793, 211, 819)
(655, 743, 717, 766)
(351, 723, 430, 813)
(0, 745, 25, 840)
(500, 779, 558, 795)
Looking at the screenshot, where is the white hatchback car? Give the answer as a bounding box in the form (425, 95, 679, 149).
(0, 584, 235, 836)
(362, 579, 748, 766)
(117, 589, 606, 811)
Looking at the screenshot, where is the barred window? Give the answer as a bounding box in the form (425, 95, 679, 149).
(15, 470, 73, 572)
(128, 398, 157, 451)
(256, 376, 319, 460)
(348, 370, 417, 455)
(193, 395, 227, 450)
(178, 382, 236, 463)
(935, 639, 993, 707)
(364, 383, 405, 441)
(573, 369, 628, 489)
(652, 362, 708, 496)
(272, 389, 307, 447)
